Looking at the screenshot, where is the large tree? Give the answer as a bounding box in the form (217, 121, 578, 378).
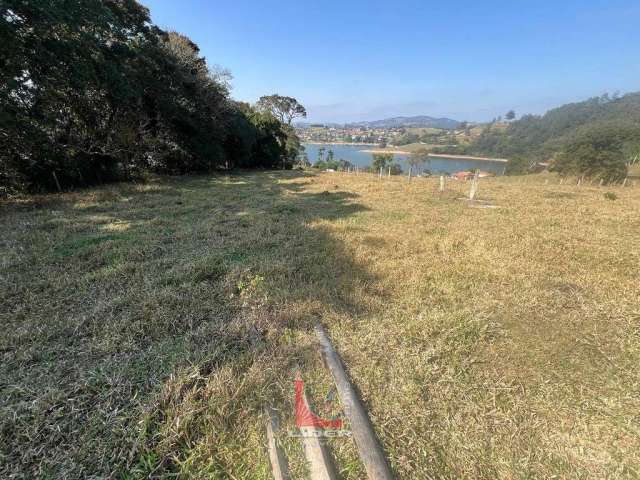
(255, 94, 307, 125)
(1, 0, 156, 190)
(0, 2, 302, 193)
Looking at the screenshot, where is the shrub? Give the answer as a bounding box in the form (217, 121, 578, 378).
(389, 163, 404, 175)
(551, 124, 635, 181)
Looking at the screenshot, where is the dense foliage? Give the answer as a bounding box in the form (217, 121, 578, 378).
(0, 1, 301, 194)
(551, 124, 635, 181)
(255, 94, 306, 125)
(466, 93, 640, 177)
(371, 153, 394, 171)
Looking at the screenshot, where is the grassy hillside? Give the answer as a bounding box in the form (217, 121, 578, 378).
(2, 172, 639, 478)
(469, 93, 640, 168)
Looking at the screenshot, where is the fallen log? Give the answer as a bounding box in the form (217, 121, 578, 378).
(315, 324, 394, 480)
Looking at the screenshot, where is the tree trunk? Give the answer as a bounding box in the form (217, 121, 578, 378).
(52, 172, 62, 192)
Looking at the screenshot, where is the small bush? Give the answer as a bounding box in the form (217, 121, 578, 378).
(604, 191, 617, 201)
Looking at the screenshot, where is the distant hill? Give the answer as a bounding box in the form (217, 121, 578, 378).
(347, 115, 460, 129)
(466, 92, 640, 171)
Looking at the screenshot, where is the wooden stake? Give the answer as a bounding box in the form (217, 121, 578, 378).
(315, 324, 394, 480)
(265, 407, 290, 480)
(469, 171, 479, 200)
(439, 175, 445, 192)
(388, 166, 391, 178)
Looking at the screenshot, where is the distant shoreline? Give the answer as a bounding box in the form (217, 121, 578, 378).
(303, 142, 509, 164)
(303, 141, 378, 146)
(428, 153, 509, 163)
(360, 149, 411, 155)
(302, 142, 411, 154)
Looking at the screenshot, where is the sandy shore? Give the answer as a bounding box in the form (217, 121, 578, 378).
(304, 141, 378, 146)
(428, 153, 509, 163)
(360, 149, 411, 155)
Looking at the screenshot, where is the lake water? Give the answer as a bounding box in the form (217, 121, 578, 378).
(303, 143, 506, 175)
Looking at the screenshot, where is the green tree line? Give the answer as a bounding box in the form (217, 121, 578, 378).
(465, 93, 640, 180)
(0, 1, 304, 195)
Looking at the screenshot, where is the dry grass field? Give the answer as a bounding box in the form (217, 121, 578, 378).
(1, 171, 639, 479)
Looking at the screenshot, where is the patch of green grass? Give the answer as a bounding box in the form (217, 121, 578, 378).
(543, 190, 576, 199)
(53, 232, 136, 258)
(225, 251, 249, 264)
(270, 203, 300, 214)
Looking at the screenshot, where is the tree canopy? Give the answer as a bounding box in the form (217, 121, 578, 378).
(465, 93, 640, 176)
(552, 124, 634, 182)
(255, 94, 307, 125)
(0, 1, 303, 194)
(371, 153, 394, 171)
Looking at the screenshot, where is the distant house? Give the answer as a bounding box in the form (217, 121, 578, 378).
(533, 161, 552, 173)
(453, 171, 474, 180)
(453, 170, 494, 180)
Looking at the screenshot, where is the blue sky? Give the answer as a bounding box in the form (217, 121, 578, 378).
(141, 0, 639, 123)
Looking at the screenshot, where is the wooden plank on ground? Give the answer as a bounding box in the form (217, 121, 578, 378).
(315, 324, 395, 480)
(299, 390, 339, 480)
(265, 407, 290, 480)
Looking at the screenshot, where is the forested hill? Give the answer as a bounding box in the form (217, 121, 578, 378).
(347, 115, 460, 129)
(468, 93, 640, 174)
